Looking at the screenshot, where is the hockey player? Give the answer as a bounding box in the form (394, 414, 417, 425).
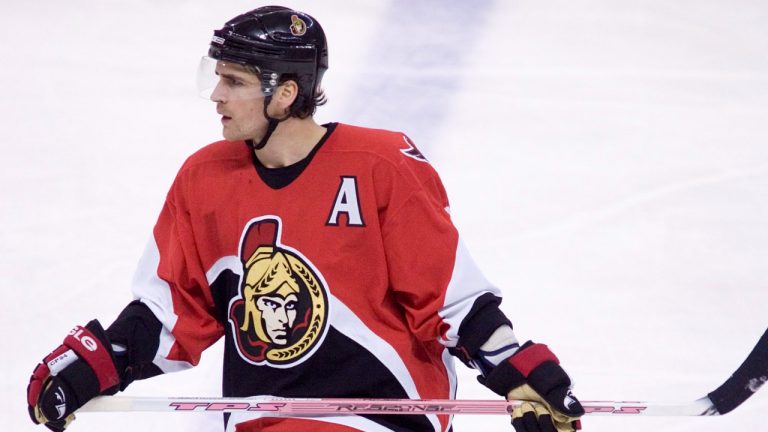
(27, 6, 585, 432)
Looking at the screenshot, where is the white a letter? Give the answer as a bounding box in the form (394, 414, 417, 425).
(327, 176, 365, 227)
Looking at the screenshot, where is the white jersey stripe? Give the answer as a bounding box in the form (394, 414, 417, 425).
(438, 238, 502, 347)
(205, 255, 242, 284)
(131, 237, 193, 373)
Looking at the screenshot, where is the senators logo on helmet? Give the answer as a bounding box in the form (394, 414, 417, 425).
(289, 14, 307, 36)
(228, 217, 329, 367)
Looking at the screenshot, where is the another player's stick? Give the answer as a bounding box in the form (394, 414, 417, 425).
(81, 327, 767, 417)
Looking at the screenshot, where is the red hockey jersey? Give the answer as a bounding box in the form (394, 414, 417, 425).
(128, 123, 505, 431)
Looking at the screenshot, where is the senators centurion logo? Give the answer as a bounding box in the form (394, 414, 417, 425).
(228, 216, 330, 367)
(289, 14, 307, 36)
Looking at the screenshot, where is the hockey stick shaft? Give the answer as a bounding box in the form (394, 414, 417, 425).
(80, 396, 713, 416)
(80, 327, 767, 418)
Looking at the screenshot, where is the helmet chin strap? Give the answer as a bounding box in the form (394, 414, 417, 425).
(250, 95, 290, 151)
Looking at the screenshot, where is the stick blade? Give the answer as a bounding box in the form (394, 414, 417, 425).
(707, 327, 768, 414)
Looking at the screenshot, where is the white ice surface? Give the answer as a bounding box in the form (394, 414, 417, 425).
(2, 1, 766, 431)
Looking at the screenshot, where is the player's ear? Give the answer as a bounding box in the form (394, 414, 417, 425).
(275, 80, 299, 114)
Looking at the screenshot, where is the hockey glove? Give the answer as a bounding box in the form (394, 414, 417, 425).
(480, 341, 584, 432)
(27, 320, 120, 431)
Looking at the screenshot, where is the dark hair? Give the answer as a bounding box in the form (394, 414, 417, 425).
(279, 73, 327, 119)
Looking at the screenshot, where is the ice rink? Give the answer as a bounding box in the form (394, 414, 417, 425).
(2, 1, 767, 431)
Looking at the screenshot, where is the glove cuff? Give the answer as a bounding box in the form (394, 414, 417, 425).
(480, 341, 559, 396)
(62, 320, 120, 393)
(448, 293, 512, 366)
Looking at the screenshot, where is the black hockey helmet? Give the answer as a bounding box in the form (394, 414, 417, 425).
(207, 6, 328, 113)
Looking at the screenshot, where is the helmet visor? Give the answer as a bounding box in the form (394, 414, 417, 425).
(196, 56, 266, 101)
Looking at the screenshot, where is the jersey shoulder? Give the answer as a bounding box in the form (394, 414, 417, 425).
(330, 123, 431, 167)
(328, 123, 447, 205)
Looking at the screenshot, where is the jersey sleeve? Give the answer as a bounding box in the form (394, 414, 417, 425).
(378, 136, 511, 356)
(113, 168, 224, 376)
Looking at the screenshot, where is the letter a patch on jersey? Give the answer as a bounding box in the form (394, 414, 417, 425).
(327, 176, 365, 227)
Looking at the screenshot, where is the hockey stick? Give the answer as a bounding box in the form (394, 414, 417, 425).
(80, 327, 767, 417)
(80, 396, 719, 416)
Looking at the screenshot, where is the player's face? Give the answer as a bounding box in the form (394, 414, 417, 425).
(256, 293, 298, 345)
(210, 61, 267, 142)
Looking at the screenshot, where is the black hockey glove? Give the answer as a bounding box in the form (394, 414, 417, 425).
(480, 341, 584, 432)
(27, 320, 120, 431)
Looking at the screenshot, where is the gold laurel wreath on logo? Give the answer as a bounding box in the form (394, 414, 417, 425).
(266, 254, 326, 362)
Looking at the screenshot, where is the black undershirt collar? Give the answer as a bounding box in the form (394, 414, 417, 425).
(250, 122, 338, 190)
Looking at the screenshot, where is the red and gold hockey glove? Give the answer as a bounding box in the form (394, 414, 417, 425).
(27, 320, 120, 432)
(480, 341, 584, 432)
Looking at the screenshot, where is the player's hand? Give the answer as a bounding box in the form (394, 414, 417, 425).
(27, 320, 120, 431)
(481, 341, 584, 432)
